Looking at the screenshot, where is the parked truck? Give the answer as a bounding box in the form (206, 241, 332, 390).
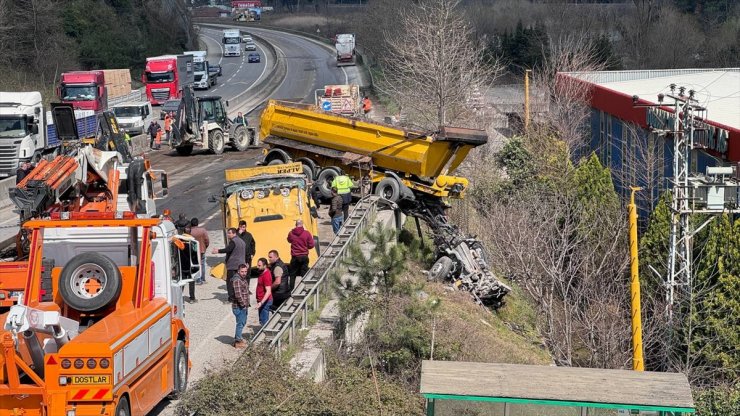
(334, 33, 356, 67)
(222, 29, 242, 57)
(111, 101, 154, 135)
(169, 87, 255, 156)
(0, 92, 97, 178)
(184, 51, 216, 90)
(259, 100, 510, 307)
(58, 69, 137, 112)
(143, 55, 195, 105)
(0, 212, 197, 415)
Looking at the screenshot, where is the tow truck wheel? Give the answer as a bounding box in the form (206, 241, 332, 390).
(59, 252, 122, 312)
(209, 130, 225, 155)
(231, 125, 249, 151)
(176, 145, 193, 156)
(170, 340, 189, 398)
(115, 396, 131, 416)
(429, 256, 454, 282)
(375, 177, 401, 202)
(317, 167, 341, 198)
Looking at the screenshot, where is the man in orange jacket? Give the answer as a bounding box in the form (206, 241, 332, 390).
(362, 95, 372, 118)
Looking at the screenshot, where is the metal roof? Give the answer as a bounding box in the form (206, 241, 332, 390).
(420, 360, 695, 411)
(563, 68, 740, 129)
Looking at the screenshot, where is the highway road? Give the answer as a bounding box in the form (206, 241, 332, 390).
(145, 27, 363, 414)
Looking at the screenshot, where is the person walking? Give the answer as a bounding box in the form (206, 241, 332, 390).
(267, 250, 290, 310)
(211, 227, 246, 303)
(329, 187, 344, 235)
(331, 171, 353, 219)
(231, 263, 251, 348)
(255, 258, 273, 327)
(362, 95, 372, 119)
(147, 120, 161, 150)
(237, 220, 256, 269)
(287, 219, 314, 290)
(189, 217, 210, 284)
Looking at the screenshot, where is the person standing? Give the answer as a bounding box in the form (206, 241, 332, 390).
(268, 250, 290, 310)
(362, 95, 372, 119)
(255, 258, 273, 327)
(329, 187, 344, 234)
(231, 263, 251, 348)
(211, 227, 246, 303)
(237, 220, 256, 269)
(287, 219, 314, 290)
(182, 226, 198, 303)
(164, 112, 173, 145)
(331, 172, 353, 219)
(175, 214, 189, 233)
(234, 111, 248, 127)
(189, 217, 210, 284)
(147, 120, 161, 150)
(15, 162, 33, 184)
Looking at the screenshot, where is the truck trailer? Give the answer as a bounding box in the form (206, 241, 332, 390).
(334, 33, 356, 67)
(143, 55, 195, 105)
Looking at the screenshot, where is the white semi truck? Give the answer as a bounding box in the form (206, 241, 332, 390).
(335, 33, 356, 67)
(222, 29, 242, 57)
(0, 92, 97, 178)
(185, 50, 216, 90)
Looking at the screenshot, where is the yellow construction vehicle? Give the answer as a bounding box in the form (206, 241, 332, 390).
(259, 100, 486, 204)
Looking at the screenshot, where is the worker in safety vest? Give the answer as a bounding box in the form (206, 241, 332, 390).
(164, 112, 173, 145)
(362, 95, 372, 119)
(331, 172, 353, 219)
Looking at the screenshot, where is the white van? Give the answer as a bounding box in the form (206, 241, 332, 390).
(112, 101, 154, 135)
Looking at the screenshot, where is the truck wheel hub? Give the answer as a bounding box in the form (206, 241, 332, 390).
(70, 263, 107, 299)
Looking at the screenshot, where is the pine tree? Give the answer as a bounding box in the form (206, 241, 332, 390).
(639, 191, 672, 298)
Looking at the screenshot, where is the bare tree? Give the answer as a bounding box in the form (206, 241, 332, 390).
(377, 0, 501, 129)
(614, 122, 666, 213)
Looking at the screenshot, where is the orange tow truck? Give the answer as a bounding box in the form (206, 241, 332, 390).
(0, 211, 200, 415)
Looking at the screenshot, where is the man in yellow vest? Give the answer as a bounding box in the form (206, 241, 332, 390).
(331, 172, 353, 219)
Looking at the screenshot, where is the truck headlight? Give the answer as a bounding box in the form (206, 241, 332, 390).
(240, 189, 254, 200)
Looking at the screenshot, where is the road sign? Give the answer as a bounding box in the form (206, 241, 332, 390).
(321, 101, 332, 111)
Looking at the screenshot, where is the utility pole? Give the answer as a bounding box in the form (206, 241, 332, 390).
(628, 187, 644, 371)
(524, 69, 531, 131)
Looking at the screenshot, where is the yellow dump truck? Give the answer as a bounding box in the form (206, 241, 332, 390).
(220, 162, 320, 266)
(259, 100, 488, 203)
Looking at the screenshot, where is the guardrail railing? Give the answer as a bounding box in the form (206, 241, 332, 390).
(251, 195, 390, 353)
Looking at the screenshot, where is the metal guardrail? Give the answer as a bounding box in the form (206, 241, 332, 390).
(251, 195, 388, 352)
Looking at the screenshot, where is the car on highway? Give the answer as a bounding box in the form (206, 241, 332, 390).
(209, 64, 222, 77)
(245, 42, 257, 51)
(248, 53, 261, 63)
(160, 99, 181, 119)
(242, 34, 252, 43)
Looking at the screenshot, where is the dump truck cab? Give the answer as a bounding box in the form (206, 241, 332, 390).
(0, 213, 198, 415)
(220, 162, 320, 263)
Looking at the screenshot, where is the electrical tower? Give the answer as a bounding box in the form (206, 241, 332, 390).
(635, 84, 740, 321)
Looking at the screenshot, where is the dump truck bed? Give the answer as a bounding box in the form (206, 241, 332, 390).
(259, 100, 487, 179)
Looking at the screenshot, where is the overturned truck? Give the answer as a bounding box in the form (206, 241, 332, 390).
(259, 100, 510, 308)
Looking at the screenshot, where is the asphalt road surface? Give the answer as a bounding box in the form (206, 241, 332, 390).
(148, 27, 361, 415)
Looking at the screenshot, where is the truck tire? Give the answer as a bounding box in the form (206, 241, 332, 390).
(375, 177, 401, 202)
(317, 167, 340, 198)
(297, 158, 317, 181)
(248, 128, 257, 147)
(41, 258, 55, 302)
(115, 396, 131, 416)
(268, 159, 284, 166)
(209, 130, 225, 155)
(428, 256, 454, 282)
(231, 125, 249, 151)
(176, 145, 193, 156)
(170, 340, 189, 398)
(58, 252, 122, 313)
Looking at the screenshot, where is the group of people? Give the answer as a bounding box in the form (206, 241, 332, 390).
(147, 112, 175, 150)
(216, 219, 315, 348)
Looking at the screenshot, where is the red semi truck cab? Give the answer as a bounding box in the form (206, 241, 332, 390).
(143, 55, 195, 105)
(57, 71, 106, 112)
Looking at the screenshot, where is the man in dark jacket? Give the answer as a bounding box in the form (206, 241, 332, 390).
(237, 220, 256, 268)
(15, 162, 33, 184)
(268, 250, 290, 311)
(211, 227, 246, 303)
(329, 187, 344, 234)
(287, 219, 315, 290)
(147, 120, 161, 149)
(174, 214, 189, 233)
